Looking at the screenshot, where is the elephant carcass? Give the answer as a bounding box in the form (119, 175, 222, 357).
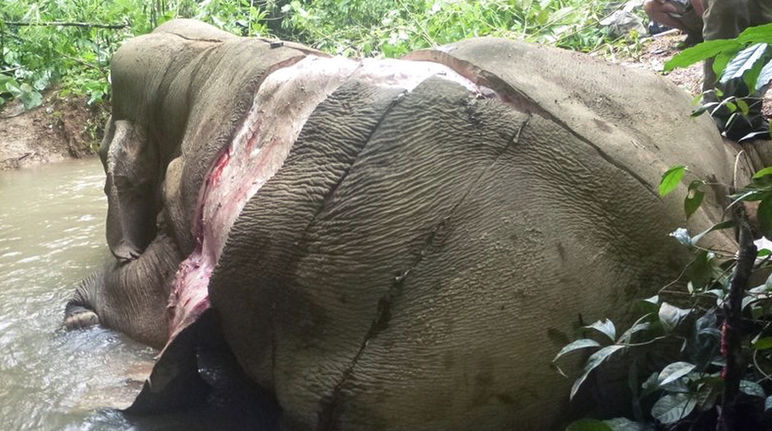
(67, 19, 751, 431)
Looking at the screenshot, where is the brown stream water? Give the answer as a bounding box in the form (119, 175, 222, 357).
(0, 159, 156, 430)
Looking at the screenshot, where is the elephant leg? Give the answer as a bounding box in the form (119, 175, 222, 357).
(63, 271, 101, 329)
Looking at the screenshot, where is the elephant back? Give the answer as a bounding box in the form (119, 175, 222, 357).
(209, 39, 740, 430)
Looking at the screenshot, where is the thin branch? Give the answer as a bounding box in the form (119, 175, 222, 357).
(2, 21, 129, 30)
(717, 204, 758, 431)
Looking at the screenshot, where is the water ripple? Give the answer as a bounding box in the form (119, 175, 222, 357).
(0, 159, 155, 430)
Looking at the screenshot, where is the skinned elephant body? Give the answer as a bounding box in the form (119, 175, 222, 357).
(65, 19, 754, 430)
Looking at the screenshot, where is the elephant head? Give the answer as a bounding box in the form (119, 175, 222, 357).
(65, 19, 757, 430)
(63, 19, 322, 347)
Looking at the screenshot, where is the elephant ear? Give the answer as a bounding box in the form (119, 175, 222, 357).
(126, 309, 279, 425)
(100, 119, 159, 261)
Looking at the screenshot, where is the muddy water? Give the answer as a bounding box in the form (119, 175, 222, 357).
(0, 159, 155, 430)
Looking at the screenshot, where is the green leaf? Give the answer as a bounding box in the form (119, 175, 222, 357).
(686, 250, 714, 290)
(765, 395, 772, 411)
(691, 220, 736, 245)
(735, 98, 750, 116)
(661, 377, 690, 393)
(754, 167, 772, 179)
(691, 102, 719, 117)
(554, 339, 602, 363)
(756, 58, 772, 93)
(5, 80, 22, 97)
(565, 419, 613, 431)
(720, 42, 770, 84)
(713, 50, 738, 76)
(729, 189, 765, 205)
(745, 59, 769, 93)
(658, 362, 696, 386)
(740, 380, 765, 397)
(617, 322, 652, 344)
(0, 74, 14, 88)
(603, 418, 651, 431)
(571, 345, 625, 400)
(737, 22, 772, 45)
(20, 87, 43, 110)
(684, 180, 704, 219)
(641, 371, 661, 398)
(695, 378, 722, 409)
(659, 302, 690, 332)
(759, 198, 772, 239)
(651, 393, 697, 424)
(584, 319, 616, 342)
(640, 295, 660, 313)
(659, 165, 686, 197)
(754, 337, 772, 350)
(665, 39, 742, 71)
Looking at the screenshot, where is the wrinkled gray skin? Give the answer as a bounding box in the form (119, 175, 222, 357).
(65, 19, 763, 430)
(64, 20, 320, 347)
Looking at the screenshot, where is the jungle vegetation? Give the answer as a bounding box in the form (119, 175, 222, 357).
(0, 0, 642, 110)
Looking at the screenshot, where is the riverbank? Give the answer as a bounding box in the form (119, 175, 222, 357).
(0, 93, 106, 170)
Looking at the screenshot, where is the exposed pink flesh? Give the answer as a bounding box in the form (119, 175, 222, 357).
(164, 55, 499, 349)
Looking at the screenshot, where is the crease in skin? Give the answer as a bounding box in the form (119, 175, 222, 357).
(266, 59, 490, 399)
(315, 110, 530, 431)
(165, 31, 226, 44)
(406, 49, 657, 195)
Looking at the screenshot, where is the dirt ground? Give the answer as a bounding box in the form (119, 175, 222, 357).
(617, 33, 704, 96)
(0, 93, 107, 171)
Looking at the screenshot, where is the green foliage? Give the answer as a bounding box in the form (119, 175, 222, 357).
(280, 0, 638, 58)
(666, 23, 772, 141)
(0, 0, 270, 109)
(0, 0, 640, 109)
(560, 166, 772, 429)
(658, 165, 686, 197)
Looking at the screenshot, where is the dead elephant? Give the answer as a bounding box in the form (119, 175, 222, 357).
(63, 18, 749, 431)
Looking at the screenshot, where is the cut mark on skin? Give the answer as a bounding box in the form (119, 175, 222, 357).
(315, 84, 523, 431)
(405, 49, 657, 196)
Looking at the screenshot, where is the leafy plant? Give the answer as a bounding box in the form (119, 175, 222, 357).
(0, 0, 646, 112)
(557, 165, 772, 429)
(279, 0, 642, 58)
(0, 0, 270, 111)
(666, 23, 772, 142)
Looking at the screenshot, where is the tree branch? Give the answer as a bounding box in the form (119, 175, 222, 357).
(2, 21, 129, 30)
(717, 204, 758, 431)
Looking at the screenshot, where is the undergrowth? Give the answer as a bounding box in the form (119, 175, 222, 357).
(0, 0, 643, 111)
